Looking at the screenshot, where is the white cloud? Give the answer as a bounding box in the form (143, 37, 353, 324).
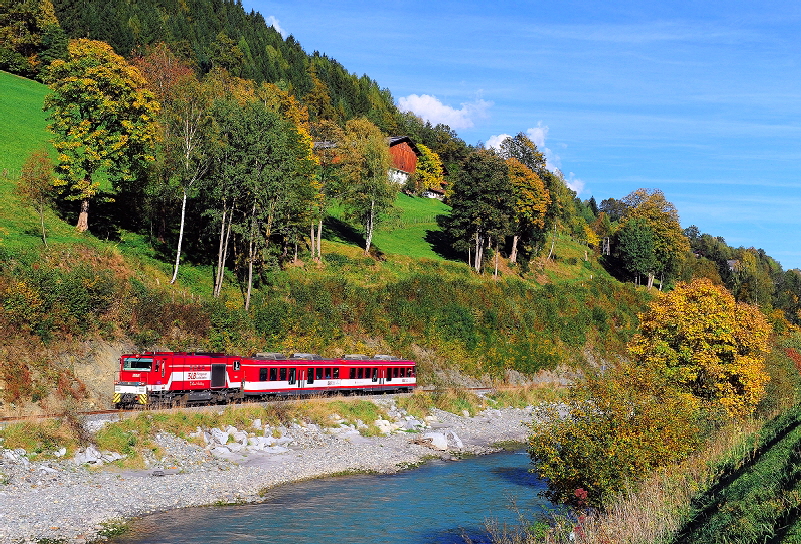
(526, 124, 548, 149)
(397, 94, 492, 130)
(266, 16, 286, 38)
(486, 122, 586, 193)
(485, 133, 511, 150)
(566, 172, 585, 195)
(526, 122, 562, 170)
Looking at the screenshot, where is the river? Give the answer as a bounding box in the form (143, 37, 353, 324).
(112, 450, 554, 544)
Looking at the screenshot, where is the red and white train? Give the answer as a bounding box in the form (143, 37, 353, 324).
(113, 351, 417, 407)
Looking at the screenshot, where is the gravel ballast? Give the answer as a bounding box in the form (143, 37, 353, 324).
(0, 402, 535, 544)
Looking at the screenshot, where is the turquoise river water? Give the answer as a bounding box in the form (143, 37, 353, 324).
(112, 450, 555, 544)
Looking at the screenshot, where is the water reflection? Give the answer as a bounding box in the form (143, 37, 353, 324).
(115, 451, 551, 544)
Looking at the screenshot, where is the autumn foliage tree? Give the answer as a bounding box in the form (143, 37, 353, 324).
(505, 157, 549, 264)
(408, 142, 444, 195)
(617, 188, 689, 288)
(628, 278, 771, 417)
(44, 38, 159, 232)
(529, 365, 701, 507)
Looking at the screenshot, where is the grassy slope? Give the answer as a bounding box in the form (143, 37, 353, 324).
(0, 70, 94, 250)
(372, 193, 450, 260)
(0, 70, 52, 175)
(0, 69, 614, 301)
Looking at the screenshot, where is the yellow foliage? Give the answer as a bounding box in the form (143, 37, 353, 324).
(629, 278, 771, 417)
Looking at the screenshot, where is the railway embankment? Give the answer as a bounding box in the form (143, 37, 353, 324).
(0, 400, 534, 544)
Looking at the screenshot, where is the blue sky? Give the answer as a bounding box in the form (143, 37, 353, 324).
(244, 0, 801, 269)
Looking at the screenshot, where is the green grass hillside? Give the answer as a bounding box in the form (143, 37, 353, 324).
(0, 70, 51, 176)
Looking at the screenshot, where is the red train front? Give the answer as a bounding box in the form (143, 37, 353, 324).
(113, 352, 244, 407)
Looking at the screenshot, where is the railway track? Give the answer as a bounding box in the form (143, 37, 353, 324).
(0, 386, 498, 426)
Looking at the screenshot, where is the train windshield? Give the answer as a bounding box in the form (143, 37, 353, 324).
(123, 357, 154, 370)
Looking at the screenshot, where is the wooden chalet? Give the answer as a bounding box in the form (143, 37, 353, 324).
(388, 136, 420, 184)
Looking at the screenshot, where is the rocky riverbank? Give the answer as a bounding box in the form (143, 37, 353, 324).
(0, 400, 535, 544)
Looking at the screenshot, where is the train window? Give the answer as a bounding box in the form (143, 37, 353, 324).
(123, 357, 153, 370)
(357, 368, 364, 379)
(386, 368, 392, 382)
(333, 368, 339, 379)
(372, 368, 378, 382)
(308, 369, 314, 384)
(409, 367, 415, 377)
(269, 368, 277, 381)
(399, 368, 405, 378)
(259, 368, 267, 381)
(280, 368, 287, 381)
(324, 368, 331, 379)
(288, 368, 296, 385)
(316, 368, 323, 380)
(349, 368, 355, 379)
(395, 368, 400, 378)
(233, 360, 241, 371)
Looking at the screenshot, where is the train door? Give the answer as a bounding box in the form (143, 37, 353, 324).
(297, 367, 307, 390)
(211, 364, 226, 388)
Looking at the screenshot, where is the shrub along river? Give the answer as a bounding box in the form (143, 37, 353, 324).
(112, 450, 554, 544)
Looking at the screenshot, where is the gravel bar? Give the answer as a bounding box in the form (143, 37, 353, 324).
(0, 403, 534, 543)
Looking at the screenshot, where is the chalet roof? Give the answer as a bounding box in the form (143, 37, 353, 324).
(388, 136, 421, 156)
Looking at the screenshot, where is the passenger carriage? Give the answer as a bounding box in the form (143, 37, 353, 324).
(241, 353, 417, 397)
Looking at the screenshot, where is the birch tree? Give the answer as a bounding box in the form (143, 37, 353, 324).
(337, 118, 394, 255)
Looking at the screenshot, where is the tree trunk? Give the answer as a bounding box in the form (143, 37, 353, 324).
(647, 272, 654, 290)
(364, 199, 375, 255)
(310, 222, 316, 261)
(217, 213, 233, 297)
(76, 199, 89, 232)
(493, 238, 499, 279)
(316, 220, 323, 261)
(509, 234, 519, 264)
(245, 200, 257, 311)
(170, 189, 189, 284)
(214, 201, 231, 297)
(547, 237, 556, 260)
(39, 204, 47, 248)
(474, 232, 485, 273)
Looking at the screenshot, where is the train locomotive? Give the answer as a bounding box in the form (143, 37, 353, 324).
(113, 351, 416, 407)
